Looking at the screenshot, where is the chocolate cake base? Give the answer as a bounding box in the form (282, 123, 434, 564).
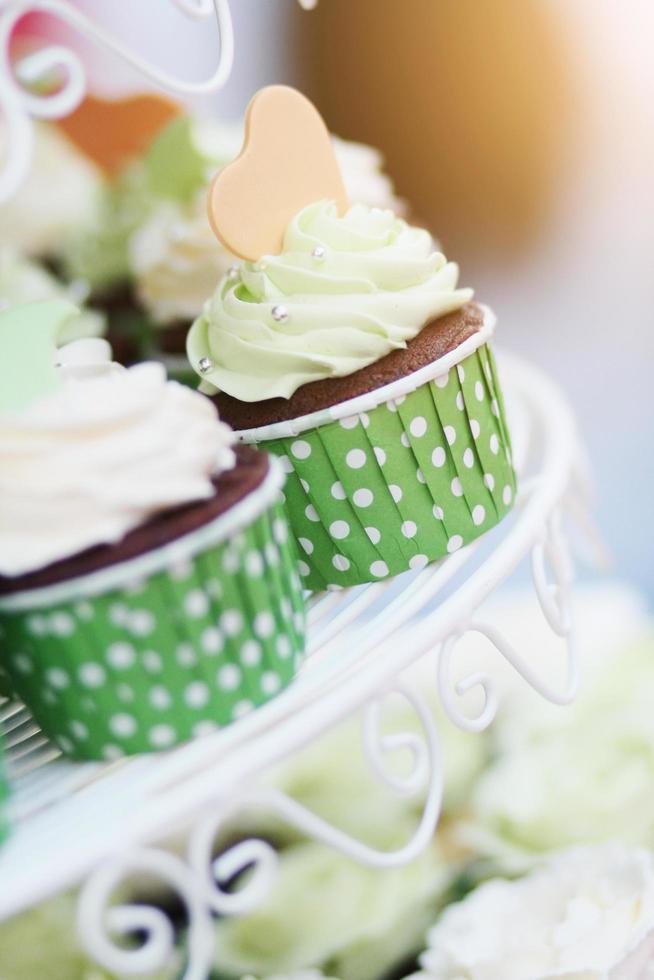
(0, 446, 268, 596)
(212, 302, 485, 431)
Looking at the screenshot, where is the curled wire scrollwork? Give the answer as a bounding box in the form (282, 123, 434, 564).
(0, 0, 234, 201)
(77, 847, 215, 980)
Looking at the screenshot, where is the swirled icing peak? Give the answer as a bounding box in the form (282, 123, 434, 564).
(187, 201, 472, 401)
(0, 340, 236, 577)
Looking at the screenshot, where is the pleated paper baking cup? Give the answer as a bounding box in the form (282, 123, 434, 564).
(240, 325, 516, 592)
(0, 463, 306, 761)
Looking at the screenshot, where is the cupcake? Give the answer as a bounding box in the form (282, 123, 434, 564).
(127, 118, 409, 375)
(186, 88, 516, 592)
(0, 300, 306, 760)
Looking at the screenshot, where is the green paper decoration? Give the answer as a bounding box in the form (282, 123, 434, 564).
(146, 116, 211, 204)
(0, 300, 78, 414)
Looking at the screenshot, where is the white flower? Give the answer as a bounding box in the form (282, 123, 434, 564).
(414, 844, 654, 980)
(213, 838, 450, 980)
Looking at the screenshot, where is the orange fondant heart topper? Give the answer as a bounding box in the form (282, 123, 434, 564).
(58, 94, 182, 175)
(208, 86, 349, 261)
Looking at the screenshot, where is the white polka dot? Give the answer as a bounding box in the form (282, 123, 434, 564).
(470, 419, 481, 439)
(409, 554, 429, 571)
(332, 554, 350, 572)
(340, 415, 359, 429)
(472, 505, 486, 526)
(217, 663, 242, 691)
(457, 364, 466, 382)
(149, 724, 176, 748)
(185, 681, 210, 708)
(445, 425, 457, 446)
(374, 447, 386, 466)
(401, 520, 417, 538)
(279, 454, 293, 474)
(193, 721, 219, 738)
(110, 713, 137, 738)
(50, 612, 75, 637)
(346, 448, 367, 469)
(128, 609, 155, 637)
(74, 602, 94, 621)
(351, 488, 373, 509)
(264, 542, 279, 566)
(176, 644, 197, 668)
(463, 448, 474, 468)
(386, 400, 398, 413)
(273, 517, 288, 543)
(389, 484, 403, 503)
(300, 478, 310, 493)
(246, 551, 264, 576)
(360, 412, 370, 428)
(220, 609, 243, 636)
(299, 537, 314, 555)
(447, 535, 464, 553)
(46, 667, 69, 689)
(291, 439, 311, 460)
(184, 590, 209, 619)
(222, 548, 240, 573)
(241, 640, 262, 666)
(400, 431, 410, 448)
(276, 635, 292, 658)
(107, 642, 136, 670)
(475, 380, 485, 401)
(330, 520, 350, 540)
(200, 627, 222, 656)
(490, 433, 500, 455)
(205, 580, 222, 601)
(433, 505, 444, 520)
(58, 735, 75, 754)
(261, 671, 281, 695)
(13, 653, 32, 674)
(70, 720, 89, 740)
(26, 614, 47, 636)
(149, 685, 172, 710)
(435, 371, 449, 388)
(370, 560, 389, 578)
(232, 700, 254, 720)
(42, 690, 58, 706)
(455, 391, 465, 411)
(395, 394, 406, 406)
(416, 467, 426, 484)
(79, 663, 106, 688)
(254, 611, 275, 639)
(409, 415, 427, 439)
(281, 597, 293, 620)
(305, 504, 320, 522)
(169, 558, 193, 581)
(102, 745, 125, 761)
(331, 481, 346, 500)
(492, 398, 500, 417)
(117, 683, 135, 703)
(451, 477, 464, 497)
(298, 560, 311, 577)
(432, 446, 446, 468)
(365, 526, 381, 545)
(484, 473, 495, 491)
(142, 650, 163, 674)
(503, 485, 513, 505)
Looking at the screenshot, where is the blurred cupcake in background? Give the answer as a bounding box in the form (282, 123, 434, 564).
(0, 300, 306, 760)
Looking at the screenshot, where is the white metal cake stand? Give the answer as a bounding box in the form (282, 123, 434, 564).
(0, 354, 594, 979)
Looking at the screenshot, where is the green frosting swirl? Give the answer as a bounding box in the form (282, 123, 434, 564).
(187, 202, 473, 402)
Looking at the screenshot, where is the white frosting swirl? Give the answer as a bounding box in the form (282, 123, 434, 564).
(188, 201, 472, 401)
(129, 191, 235, 325)
(0, 345, 235, 577)
(0, 124, 103, 258)
(332, 136, 407, 215)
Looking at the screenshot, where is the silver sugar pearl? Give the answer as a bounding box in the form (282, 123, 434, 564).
(271, 305, 289, 323)
(198, 357, 213, 374)
(311, 245, 326, 261)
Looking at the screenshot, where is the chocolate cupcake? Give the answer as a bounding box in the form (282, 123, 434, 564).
(0, 301, 306, 760)
(186, 111, 516, 592)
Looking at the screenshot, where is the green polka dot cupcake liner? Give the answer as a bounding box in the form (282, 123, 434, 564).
(0, 736, 9, 847)
(0, 459, 306, 761)
(240, 314, 517, 591)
